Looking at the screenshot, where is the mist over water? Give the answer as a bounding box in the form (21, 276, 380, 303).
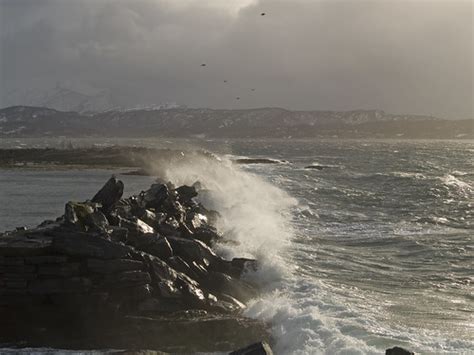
(0, 139, 473, 354)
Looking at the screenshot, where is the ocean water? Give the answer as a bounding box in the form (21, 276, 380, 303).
(0, 139, 473, 354)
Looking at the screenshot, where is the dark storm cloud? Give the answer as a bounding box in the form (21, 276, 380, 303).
(0, 0, 472, 118)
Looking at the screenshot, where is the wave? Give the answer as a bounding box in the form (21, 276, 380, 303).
(438, 174, 473, 198)
(144, 151, 474, 354)
(147, 151, 297, 282)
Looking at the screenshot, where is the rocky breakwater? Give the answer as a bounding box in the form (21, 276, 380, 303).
(0, 177, 272, 353)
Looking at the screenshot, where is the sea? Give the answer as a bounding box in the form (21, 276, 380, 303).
(0, 138, 473, 355)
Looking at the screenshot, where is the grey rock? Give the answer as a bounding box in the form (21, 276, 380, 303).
(193, 226, 221, 245)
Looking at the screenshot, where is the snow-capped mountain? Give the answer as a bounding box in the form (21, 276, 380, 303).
(3, 86, 185, 113)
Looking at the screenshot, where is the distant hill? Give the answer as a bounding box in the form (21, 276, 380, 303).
(0, 105, 472, 139)
(3, 87, 184, 113)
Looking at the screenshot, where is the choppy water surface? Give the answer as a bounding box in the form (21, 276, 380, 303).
(0, 139, 472, 354)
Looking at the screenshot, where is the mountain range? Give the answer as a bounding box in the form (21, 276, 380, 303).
(0, 105, 472, 139)
(3, 86, 183, 113)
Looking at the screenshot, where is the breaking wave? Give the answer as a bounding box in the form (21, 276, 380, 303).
(148, 152, 297, 283)
(144, 150, 474, 354)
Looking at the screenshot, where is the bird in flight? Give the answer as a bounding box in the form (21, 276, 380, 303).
(201, 63, 206, 67)
(236, 97, 240, 100)
(251, 88, 255, 91)
(261, 12, 266, 16)
(224, 80, 227, 83)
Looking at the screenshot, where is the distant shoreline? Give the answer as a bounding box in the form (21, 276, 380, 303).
(1, 105, 472, 139)
(0, 147, 180, 174)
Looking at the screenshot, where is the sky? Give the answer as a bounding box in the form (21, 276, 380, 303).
(0, 0, 472, 118)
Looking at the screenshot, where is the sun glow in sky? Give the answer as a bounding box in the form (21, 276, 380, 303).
(161, 0, 258, 15)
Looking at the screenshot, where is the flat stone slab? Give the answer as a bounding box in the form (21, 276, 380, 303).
(0, 233, 53, 256)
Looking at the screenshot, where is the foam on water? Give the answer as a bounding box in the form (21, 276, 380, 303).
(439, 174, 473, 197)
(147, 151, 474, 354)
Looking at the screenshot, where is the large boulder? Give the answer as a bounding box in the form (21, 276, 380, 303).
(166, 236, 220, 267)
(201, 271, 258, 302)
(386, 347, 415, 355)
(175, 185, 198, 203)
(64, 201, 109, 232)
(142, 183, 169, 209)
(91, 177, 124, 212)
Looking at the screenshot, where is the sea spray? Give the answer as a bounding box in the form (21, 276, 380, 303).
(146, 151, 384, 354)
(149, 151, 297, 284)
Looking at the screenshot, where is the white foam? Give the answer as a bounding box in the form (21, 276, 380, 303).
(150, 152, 297, 283)
(147, 152, 474, 354)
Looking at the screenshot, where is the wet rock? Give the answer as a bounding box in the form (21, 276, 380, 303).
(193, 226, 221, 245)
(64, 201, 109, 232)
(230, 341, 273, 355)
(167, 256, 200, 280)
(156, 217, 181, 237)
(0, 177, 267, 352)
(231, 258, 259, 276)
(385, 347, 415, 355)
(166, 236, 219, 267)
(91, 176, 124, 212)
(129, 234, 173, 260)
(142, 183, 169, 209)
(211, 293, 247, 314)
(108, 226, 129, 243)
(121, 217, 155, 237)
(186, 212, 207, 230)
(202, 272, 258, 302)
(86, 259, 145, 274)
(139, 209, 159, 228)
(176, 185, 198, 203)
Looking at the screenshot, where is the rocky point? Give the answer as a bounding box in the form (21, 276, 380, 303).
(0, 177, 271, 353)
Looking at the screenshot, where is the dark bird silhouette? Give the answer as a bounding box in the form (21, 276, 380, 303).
(251, 88, 255, 91)
(261, 12, 266, 16)
(236, 97, 240, 100)
(201, 63, 206, 67)
(224, 80, 227, 83)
